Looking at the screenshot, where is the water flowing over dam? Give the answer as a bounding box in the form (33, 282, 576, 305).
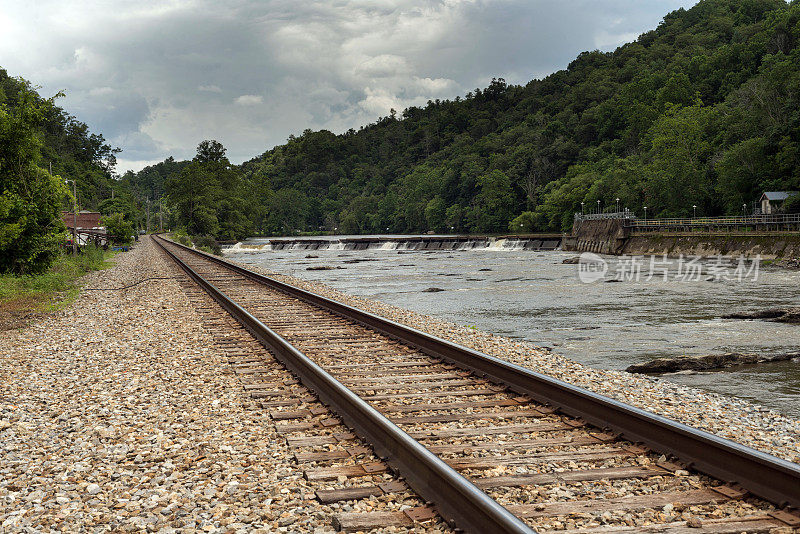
(226, 234, 564, 253)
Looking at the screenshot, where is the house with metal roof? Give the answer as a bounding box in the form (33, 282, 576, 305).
(760, 191, 798, 214)
(61, 210, 108, 246)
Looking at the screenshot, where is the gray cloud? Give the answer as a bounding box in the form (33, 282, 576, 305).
(0, 0, 697, 172)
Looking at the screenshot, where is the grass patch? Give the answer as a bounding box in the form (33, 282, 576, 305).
(0, 246, 117, 328)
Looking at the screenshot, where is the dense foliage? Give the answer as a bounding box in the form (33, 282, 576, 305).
(0, 77, 68, 273)
(165, 140, 251, 240)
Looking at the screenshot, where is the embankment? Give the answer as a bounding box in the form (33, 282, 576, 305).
(623, 233, 800, 259)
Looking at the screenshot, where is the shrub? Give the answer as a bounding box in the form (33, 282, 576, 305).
(102, 212, 134, 244)
(172, 232, 192, 247)
(193, 235, 221, 255)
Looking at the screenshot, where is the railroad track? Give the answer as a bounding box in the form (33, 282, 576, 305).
(153, 235, 800, 533)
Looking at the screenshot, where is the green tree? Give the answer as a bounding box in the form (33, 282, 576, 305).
(196, 140, 226, 163)
(472, 170, 515, 232)
(264, 188, 308, 234)
(166, 161, 221, 236)
(424, 196, 446, 231)
(165, 140, 251, 239)
(640, 103, 714, 217)
(102, 213, 133, 244)
(445, 204, 464, 232)
(715, 137, 770, 213)
(509, 211, 537, 233)
(0, 80, 66, 273)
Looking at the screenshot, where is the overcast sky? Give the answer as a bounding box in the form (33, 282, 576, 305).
(0, 0, 697, 173)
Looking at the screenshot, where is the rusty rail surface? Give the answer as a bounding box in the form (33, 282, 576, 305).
(154, 234, 800, 526)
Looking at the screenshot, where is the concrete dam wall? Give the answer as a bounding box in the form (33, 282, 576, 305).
(563, 218, 800, 259)
(562, 219, 630, 255)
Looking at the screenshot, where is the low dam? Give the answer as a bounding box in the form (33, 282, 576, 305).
(228, 234, 564, 252)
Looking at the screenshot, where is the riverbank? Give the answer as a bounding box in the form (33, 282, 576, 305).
(225, 255, 800, 464)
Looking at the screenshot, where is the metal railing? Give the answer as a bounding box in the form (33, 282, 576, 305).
(575, 209, 637, 221)
(628, 213, 800, 228)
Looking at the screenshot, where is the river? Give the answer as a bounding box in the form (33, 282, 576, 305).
(226, 236, 800, 417)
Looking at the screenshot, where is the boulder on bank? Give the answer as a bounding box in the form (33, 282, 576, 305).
(723, 308, 800, 323)
(781, 310, 800, 323)
(773, 258, 800, 270)
(562, 256, 581, 264)
(626, 351, 800, 374)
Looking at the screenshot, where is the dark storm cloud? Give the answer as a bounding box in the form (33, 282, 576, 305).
(0, 0, 696, 172)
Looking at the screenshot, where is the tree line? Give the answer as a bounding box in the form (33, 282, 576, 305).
(0, 70, 140, 273)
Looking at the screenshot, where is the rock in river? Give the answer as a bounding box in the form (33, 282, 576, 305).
(626, 351, 800, 374)
(723, 307, 800, 324)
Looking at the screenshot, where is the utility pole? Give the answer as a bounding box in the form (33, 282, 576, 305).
(66, 179, 77, 255)
(73, 180, 77, 254)
(146, 197, 151, 234)
(159, 199, 163, 232)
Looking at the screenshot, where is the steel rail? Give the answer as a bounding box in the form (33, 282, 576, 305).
(154, 234, 800, 510)
(153, 236, 535, 534)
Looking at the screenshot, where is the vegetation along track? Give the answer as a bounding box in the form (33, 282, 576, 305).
(153, 235, 800, 533)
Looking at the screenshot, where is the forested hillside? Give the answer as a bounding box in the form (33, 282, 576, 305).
(224, 0, 797, 235)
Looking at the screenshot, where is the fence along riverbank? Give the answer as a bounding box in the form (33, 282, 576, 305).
(564, 212, 800, 258)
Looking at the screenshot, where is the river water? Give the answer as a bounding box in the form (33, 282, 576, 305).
(226, 236, 800, 417)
